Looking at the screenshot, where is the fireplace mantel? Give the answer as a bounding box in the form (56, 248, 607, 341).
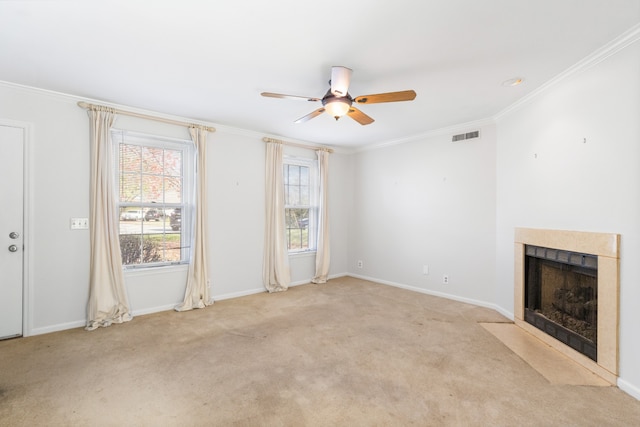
(514, 228, 620, 384)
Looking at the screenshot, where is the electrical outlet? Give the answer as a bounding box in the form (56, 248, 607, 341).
(423, 265, 429, 275)
(443, 275, 449, 285)
(357, 260, 363, 269)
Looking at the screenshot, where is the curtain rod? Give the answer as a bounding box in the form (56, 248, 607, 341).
(77, 101, 216, 133)
(262, 137, 334, 153)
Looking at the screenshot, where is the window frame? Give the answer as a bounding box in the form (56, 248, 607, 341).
(283, 155, 319, 254)
(111, 129, 195, 269)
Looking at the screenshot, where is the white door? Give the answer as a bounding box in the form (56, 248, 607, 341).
(0, 125, 24, 339)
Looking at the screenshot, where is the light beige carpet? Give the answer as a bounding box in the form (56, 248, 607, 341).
(1, 276, 639, 426)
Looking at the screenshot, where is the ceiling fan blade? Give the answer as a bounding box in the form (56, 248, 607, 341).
(261, 92, 321, 102)
(354, 90, 416, 104)
(294, 108, 326, 124)
(347, 107, 374, 125)
(330, 66, 352, 97)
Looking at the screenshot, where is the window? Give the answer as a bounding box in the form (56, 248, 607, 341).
(112, 130, 194, 268)
(283, 156, 317, 253)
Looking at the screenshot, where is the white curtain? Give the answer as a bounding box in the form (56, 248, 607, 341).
(86, 107, 132, 330)
(263, 142, 291, 292)
(312, 149, 330, 283)
(176, 126, 212, 311)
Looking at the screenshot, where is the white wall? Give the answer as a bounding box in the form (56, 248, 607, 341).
(0, 83, 350, 334)
(349, 125, 498, 307)
(495, 41, 640, 398)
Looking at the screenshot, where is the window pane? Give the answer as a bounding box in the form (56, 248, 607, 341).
(120, 174, 141, 203)
(285, 208, 298, 228)
(119, 207, 143, 225)
(288, 185, 300, 205)
(142, 207, 163, 222)
(164, 230, 182, 262)
(120, 144, 141, 172)
(164, 176, 182, 203)
(120, 234, 142, 265)
(119, 206, 142, 265)
(296, 208, 309, 227)
(289, 165, 300, 185)
(164, 149, 182, 176)
(301, 226, 308, 248)
(141, 175, 163, 203)
(141, 233, 166, 264)
(287, 229, 300, 250)
(300, 166, 309, 186)
(142, 146, 164, 174)
(300, 186, 310, 205)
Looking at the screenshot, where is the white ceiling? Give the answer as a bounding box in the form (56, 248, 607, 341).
(1, 1, 639, 148)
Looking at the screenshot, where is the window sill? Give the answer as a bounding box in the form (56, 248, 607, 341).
(288, 250, 317, 259)
(123, 263, 188, 277)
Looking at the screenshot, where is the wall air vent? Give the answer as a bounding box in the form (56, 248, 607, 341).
(452, 130, 480, 142)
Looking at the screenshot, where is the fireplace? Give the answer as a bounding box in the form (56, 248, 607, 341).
(524, 245, 598, 361)
(514, 228, 620, 384)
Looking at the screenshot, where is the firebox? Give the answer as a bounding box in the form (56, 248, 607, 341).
(524, 245, 598, 361)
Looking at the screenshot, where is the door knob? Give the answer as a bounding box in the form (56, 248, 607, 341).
(9, 232, 19, 239)
(8, 245, 18, 252)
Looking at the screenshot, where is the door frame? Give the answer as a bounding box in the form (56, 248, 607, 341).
(1, 119, 32, 337)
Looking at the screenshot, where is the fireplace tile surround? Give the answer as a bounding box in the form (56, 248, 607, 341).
(514, 228, 620, 384)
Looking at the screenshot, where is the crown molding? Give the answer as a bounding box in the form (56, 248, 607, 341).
(494, 23, 640, 121)
(0, 80, 221, 130)
(214, 124, 352, 154)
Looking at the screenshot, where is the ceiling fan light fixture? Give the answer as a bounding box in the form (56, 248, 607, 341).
(324, 98, 351, 118)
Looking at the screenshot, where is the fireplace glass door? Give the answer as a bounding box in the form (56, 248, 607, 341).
(524, 245, 598, 361)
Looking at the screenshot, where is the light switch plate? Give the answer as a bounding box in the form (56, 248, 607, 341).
(70, 218, 89, 230)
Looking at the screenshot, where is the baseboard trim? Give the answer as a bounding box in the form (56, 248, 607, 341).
(203, 273, 351, 302)
(290, 272, 349, 287)
(132, 303, 178, 317)
(213, 287, 265, 301)
(618, 378, 640, 401)
(347, 273, 513, 319)
(29, 320, 86, 336)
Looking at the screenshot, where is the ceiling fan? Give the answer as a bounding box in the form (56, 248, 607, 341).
(261, 66, 417, 125)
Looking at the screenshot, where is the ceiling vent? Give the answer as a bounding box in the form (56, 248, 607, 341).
(452, 130, 480, 142)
